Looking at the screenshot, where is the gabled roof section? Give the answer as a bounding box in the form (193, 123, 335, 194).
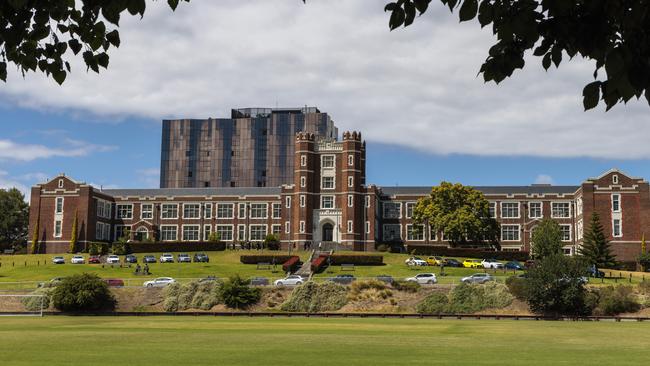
(380, 185, 580, 197)
(586, 168, 644, 182)
(37, 173, 85, 186)
(102, 186, 282, 198)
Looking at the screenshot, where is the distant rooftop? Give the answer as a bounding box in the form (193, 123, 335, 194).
(231, 107, 321, 118)
(380, 185, 580, 196)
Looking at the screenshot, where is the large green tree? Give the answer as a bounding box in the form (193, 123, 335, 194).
(412, 181, 499, 248)
(531, 218, 563, 260)
(0, 0, 189, 84)
(0, 188, 29, 250)
(383, 0, 650, 111)
(578, 212, 617, 268)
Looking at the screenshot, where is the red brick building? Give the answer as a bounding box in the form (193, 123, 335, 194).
(28, 132, 649, 262)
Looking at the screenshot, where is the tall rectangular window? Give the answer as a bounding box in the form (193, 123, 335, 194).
(272, 203, 281, 219)
(285, 196, 291, 208)
(300, 195, 306, 207)
(238, 225, 246, 241)
(217, 203, 234, 219)
(347, 220, 353, 233)
(183, 203, 200, 219)
(365, 196, 370, 208)
(285, 221, 290, 233)
(55, 197, 64, 214)
(161, 204, 178, 219)
(501, 202, 519, 218)
(141, 204, 153, 219)
(529, 202, 542, 218)
(216, 225, 233, 241)
(272, 224, 281, 235)
(300, 176, 306, 187)
(347, 195, 353, 207)
(488, 202, 496, 218)
(612, 194, 621, 212)
(115, 225, 130, 240)
(406, 224, 424, 241)
(429, 226, 437, 241)
(383, 202, 401, 219)
(348, 154, 354, 166)
(405, 202, 416, 218)
(321, 196, 334, 209)
(551, 202, 571, 218)
(613, 219, 622, 237)
(300, 155, 307, 167)
(501, 225, 520, 241)
(54, 220, 62, 238)
(203, 224, 212, 241)
(322, 176, 334, 189)
(299, 221, 305, 233)
(382, 224, 401, 241)
(348, 176, 353, 187)
(250, 203, 267, 219)
(322, 155, 335, 168)
(160, 225, 177, 241)
(365, 221, 370, 234)
(203, 203, 212, 219)
(559, 224, 571, 241)
(238, 203, 246, 219)
(116, 204, 133, 219)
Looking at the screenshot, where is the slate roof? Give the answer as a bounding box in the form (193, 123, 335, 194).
(380, 185, 580, 196)
(101, 187, 282, 198)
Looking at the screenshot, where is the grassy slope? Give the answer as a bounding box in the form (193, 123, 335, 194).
(2, 316, 649, 366)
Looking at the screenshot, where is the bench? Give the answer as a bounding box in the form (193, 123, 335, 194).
(257, 262, 271, 270)
(3, 249, 15, 255)
(341, 263, 355, 271)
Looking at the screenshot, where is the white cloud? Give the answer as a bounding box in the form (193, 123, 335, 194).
(534, 174, 555, 185)
(1, 1, 649, 159)
(0, 170, 29, 200)
(136, 168, 160, 188)
(0, 139, 116, 162)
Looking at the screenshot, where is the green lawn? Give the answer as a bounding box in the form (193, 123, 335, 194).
(1, 316, 649, 365)
(0, 251, 645, 290)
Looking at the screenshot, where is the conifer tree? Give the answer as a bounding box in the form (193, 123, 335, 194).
(69, 212, 78, 253)
(30, 220, 39, 254)
(579, 212, 616, 268)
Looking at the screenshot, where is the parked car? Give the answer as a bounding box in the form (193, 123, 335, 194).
(143, 255, 156, 263)
(70, 255, 85, 264)
(38, 277, 65, 288)
(193, 253, 210, 263)
(461, 273, 494, 284)
(463, 259, 483, 268)
(199, 276, 220, 283)
(125, 254, 138, 263)
(159, 253, 174, 263)
(52, 256, 65, 264)
(106, 255, 120, 264)
(103, 278, 125, 287)
(482, 259, 504, 269)
(143, 277, 176, 288)
(274, 275, 305, 286)
(405, 257, 428, 266)
(443, 258, 463, 267)
(177, 253, 191, 263)
(88, 255, 101, 264)
(426, 256, 444, 266)
(250, 277, 270, 286)
(329, 274, 355, 285)
(375, 274, 394, 284)
(405, 273, 438, 284)
(504, 261, 525, 270)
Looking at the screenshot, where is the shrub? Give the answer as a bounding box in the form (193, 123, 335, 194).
(264, 234, 281, 250)
(348, 280, 393, 302)
(163, 297, 179, 312)
(638, 280, 650, 295)
(505, 276, 527, 301)
(111, 241, 130, 255)
(638, 253, 650, 272)
(51, 273, 115, 312)
(376, 244, 390, 252)
(416, 292, 449, 314)
(22, 288, 51, 311)
(591, 286, 641, 316)
(218, 275, 261, 309)
(328, 255, 383, 266)
(88, 242, 109, 256)
(280, 281, 348, 312)
(162, 281, 222, 312)
(392, 280, 420, 293)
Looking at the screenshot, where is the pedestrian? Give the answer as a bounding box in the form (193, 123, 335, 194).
(144, 263, 150, 275)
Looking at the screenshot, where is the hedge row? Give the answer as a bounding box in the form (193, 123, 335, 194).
(240, 255, 295, 264)
(405, 245, 529, 261)
(128, 241, 226, 253)
(329, 254, 383, 266)
(282, 256, 301, 273)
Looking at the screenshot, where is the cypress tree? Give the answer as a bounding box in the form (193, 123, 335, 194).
(30, 220, 39, 254)
(579, 212, 616, 268)
(69, 212, 78, 253)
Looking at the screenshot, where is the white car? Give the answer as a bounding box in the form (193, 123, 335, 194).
(481, 259, 504, 269)
(159, 253, 174, 263)
(405, 257, 428, 266)
(70, 255, 85, 264)
(461, 273, 495, 284)
(106, 255, 120, 264)
(274, 275, 305, 286)
(406, 273, 438, 284)
(52, 256, 65, 264)
(143, 277, 176, 288)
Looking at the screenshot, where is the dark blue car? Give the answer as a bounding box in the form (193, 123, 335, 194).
(504, 261, 524, 270)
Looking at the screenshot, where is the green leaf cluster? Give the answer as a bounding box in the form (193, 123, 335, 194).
(217, 275, 261, 309)
(0, 188, 29, 250)
(578, 212, 617, 268)
(531, 218, 563, 260)
(51, 273, 116, 312)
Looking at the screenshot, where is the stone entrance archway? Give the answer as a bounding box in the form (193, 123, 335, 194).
(322, 223, 334, 242)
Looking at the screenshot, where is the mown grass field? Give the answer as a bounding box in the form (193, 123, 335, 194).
(1, 316, 649, 366)
(0, 251, 645, 290)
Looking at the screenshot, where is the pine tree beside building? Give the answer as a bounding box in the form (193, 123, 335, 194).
(579, 212, 616, 268)
(69, 212, 78, 253)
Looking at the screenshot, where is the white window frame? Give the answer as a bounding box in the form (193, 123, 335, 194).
(348, 176, 353, 187)
(203, 224, 212, 241)
(382, 202, 401, 219)
(55, 197, 64, 214)
(612, 218, 622, 237)
(348, 154, 354, 166)
(405, 202, 416, 219)
(501, 225, 520, 241)
(141, 203, 153, 220)
(58, 179, 64, 188)
(300, 195, 306, 208)
(321, 196, 335, 209)
(382, 224, 401, 241)
(321, 155, 335, 168)
(347, 220, 353, 233)
(612, 194, 621, 212)
(182, 225, 200, 242)
(161, 203, 179, 219)
(271, 224, 281, 235)
(488, 202, 497, 218)
(347, 195, 353, 207)
(237, 224, 246, 241)
(321, 176, 335, 190)
(429, 226, 437, 241)
(238, 203, 246, 219)
(182, 203, 201, 219)
(54, 219, 62, 238)
(559, 224, 572, 242)
(116, 204, 133, 219)
(285, 196, 291, 208)
(203, 203, 212, 219)
(285, 221, 290, 234)
(551, 202, 571, 219)
(613, 174, 619, 184)
(528, 202, 542, 219)
(216, 203, 234, 219)
(249, 203, 268, 219)
(272, 203, 282, 219)
(299, 221, 305, 233)
(216, 224, 234, 241)
(365, 195, 370, 208)
(160, 225, 178, 241)
(365, 221, 370, 234)
(300, 176, 306, 188)
(300, 155, 307, 167)
(406, 224, 424, 241)
(500, 202, 520, 219)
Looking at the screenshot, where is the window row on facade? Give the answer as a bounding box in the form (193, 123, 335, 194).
(98, 201, 282, 220)
(380, 201, 575, 220)
(110, 223, 283, 242)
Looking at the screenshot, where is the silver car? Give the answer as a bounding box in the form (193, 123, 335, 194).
(274, 275, 305, 286)
(461, 273, 495, 284)
(143, 277, 176, 288)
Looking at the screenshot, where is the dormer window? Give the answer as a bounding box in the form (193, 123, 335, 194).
(58, 179, 64, 188)
(613, 175, 619, 184)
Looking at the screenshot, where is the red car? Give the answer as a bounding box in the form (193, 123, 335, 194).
(103, 278, 124, 287)
(88, 256, 101, 264)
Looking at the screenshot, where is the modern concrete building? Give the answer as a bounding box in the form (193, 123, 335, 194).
(160, 107, 338, 188)
(28, 129, 650, 263)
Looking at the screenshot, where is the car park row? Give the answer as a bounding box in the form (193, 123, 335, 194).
(50, 253, 211, 265)
(405, 256, 525, 270)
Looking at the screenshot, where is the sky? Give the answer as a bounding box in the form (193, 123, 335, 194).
(2, 0, 650, 199)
